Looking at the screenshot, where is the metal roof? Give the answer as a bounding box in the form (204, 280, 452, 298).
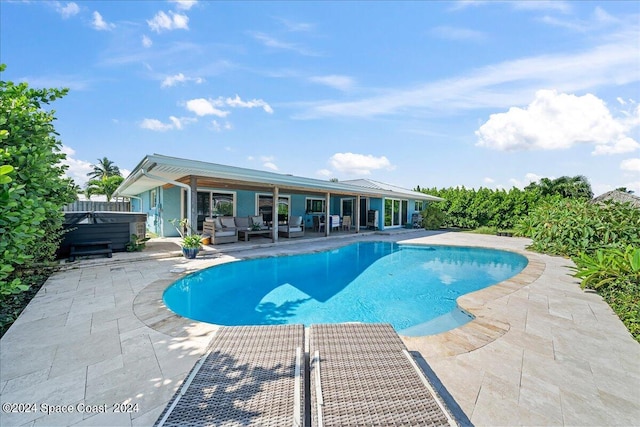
(342, 179, 444, 201)
(115, 154, 442, 201)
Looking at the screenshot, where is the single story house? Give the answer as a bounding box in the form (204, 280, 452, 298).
(114, 154, 443, 241)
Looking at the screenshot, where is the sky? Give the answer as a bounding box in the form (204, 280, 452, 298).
(1, 0, 639, 195)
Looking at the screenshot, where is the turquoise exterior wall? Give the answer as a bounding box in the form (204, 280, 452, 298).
(162, 186, 182, 237)
(133, 186, 426, 234)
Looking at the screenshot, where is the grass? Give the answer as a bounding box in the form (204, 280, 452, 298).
(462, 226, 516, 235)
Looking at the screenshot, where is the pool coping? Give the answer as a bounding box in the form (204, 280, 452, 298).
(132, 241, 545, 357)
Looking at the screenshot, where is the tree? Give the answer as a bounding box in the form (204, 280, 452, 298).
(85, 175, 124, 202)
(0, 64, 77, 295)
(526, 175, 593, 199)
(87, 157, 121, 181)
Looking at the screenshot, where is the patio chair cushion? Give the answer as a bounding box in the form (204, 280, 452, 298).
(220, 217, 236, 229)
(215, 230, 236, 237)
(289, 216, 303, 226)
(250, 215, 266, 229)
(279, 225, 303, 232)
(234, 216, 250, 229)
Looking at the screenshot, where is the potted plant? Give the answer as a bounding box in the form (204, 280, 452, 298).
(181, 233, 203, 259)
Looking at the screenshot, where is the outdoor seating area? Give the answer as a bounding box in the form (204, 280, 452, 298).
(202, 214, 308, 243)
(201, 214, 271, 244)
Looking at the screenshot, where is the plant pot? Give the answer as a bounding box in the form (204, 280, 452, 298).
(182, 247, 199, 259)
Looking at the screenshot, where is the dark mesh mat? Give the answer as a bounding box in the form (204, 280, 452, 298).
(310, 323, 457, 427)
(155, 324, 304, 427)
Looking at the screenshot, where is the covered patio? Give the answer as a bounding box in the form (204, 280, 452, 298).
(114, 154, 442, 242)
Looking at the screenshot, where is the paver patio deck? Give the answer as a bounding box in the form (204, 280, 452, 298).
(1, 230, 638, 426)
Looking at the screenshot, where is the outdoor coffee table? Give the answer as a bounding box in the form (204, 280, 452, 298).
(238, 228, 272, 241)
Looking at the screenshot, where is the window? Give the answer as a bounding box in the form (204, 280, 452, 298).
(150, 189, 157, 208)
(257, 194, 290, 223)
(195, 190, 235, 230)
(306, 198, 325, 214)
(415, 201, 424, 212)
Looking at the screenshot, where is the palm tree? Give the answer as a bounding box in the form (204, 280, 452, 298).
(85, 175, 124, 202)
(87, 157, 121, 181)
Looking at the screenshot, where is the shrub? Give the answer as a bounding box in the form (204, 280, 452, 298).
(421, 204, 446, 229)
(0, 65, 76, 296)
(514, 198, 640, 256)
(572, 246, 640, 341)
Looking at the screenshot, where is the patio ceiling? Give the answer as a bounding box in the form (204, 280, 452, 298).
(115, 153, 443, 201)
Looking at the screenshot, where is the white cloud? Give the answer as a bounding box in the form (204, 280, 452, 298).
(161, 73, 204, 88)
(483, 177, 495, 184)
(185, 98, 229, 117)
(329, 153, 394, 175)
(263, 162, 278, 171)
(592, 137, 640, 155)
(276, 17, 314, 32)
(140, 116, 195, 131)
(142, 35, 153, 48)
(309, 75, 355, 91)
(147, 11, 189, 33)
(56, 2, 79, 19)
(316, 169, 332, 177)
(211, 120, 232, 132)
(300, 26, 639, 119)
(140, 118, 173, 131)
(259, 156, 278, 171)
(620, 158, 640, 173)
(92, 11, 114, 31)
(60, 145, 93, 187)
(431, 26, 487, 42)
(511, 1, 572, 13)
(185, 96, 273, 116)
(225, 95, 273, 113)
(170, 0, 197, 10)
(475, 90, 640, 154)
(251, 32, 320, 56)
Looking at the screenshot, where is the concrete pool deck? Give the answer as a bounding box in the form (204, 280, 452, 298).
(1, 230, 638, 426)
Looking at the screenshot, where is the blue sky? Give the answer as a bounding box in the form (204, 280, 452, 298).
(2, 0, 639, 195)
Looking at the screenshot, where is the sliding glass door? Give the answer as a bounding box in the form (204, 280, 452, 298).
(384, 198, 405, 227)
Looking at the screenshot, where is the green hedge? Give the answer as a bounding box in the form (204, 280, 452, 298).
(0, 65, 76, 297)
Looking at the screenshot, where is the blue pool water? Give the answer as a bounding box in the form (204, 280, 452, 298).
(164, 242, 528, 336)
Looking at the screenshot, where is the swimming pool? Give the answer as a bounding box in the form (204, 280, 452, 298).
(164, 242, 528, 336)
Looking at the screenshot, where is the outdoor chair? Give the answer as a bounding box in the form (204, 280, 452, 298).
(249, 214, 269, 230)
(279, 215, 305, 238)
(313, 215, 325, 232)
(202, 217, 238, 244)
(330, 214, 341, 231)
(342, 215, 352, 231)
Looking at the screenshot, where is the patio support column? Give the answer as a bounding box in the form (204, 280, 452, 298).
(355, 195, 361, 233)
(272, 186, 279, 243)
(325, 192, 330, 236)
(189, 175, 197, 235)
